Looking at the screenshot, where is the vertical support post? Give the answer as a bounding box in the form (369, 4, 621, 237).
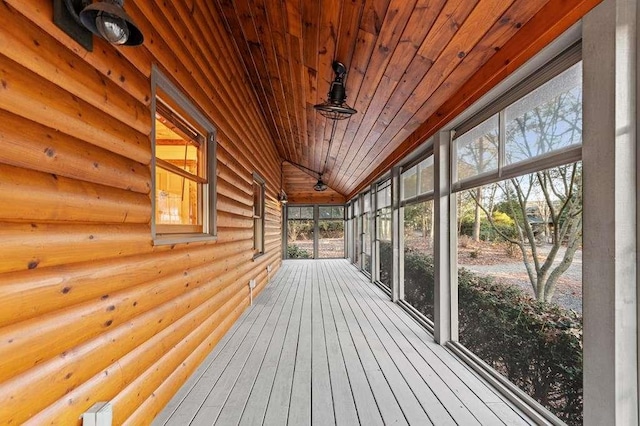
(434, 130, 457, 343)
(369, 186, 376, 282)
(282, 203, 288, 260)
(313, 204, 319, 259)
(391, 166, 402, 301)
(583, 0, 638, 423)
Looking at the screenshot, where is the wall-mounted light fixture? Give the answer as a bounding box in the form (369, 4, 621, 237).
(54, 0, 143, 51)
(314, 61, 357, 121)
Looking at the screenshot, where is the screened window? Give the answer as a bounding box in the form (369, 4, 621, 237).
(401, 156, 435, 202)
(287, 206, 314, 259)
(453, 62, 582, 189)
(253, 174, 265, 256)
(318, 206, 345, 258)
(454, 115, 499, 183)
(152, 68, 216, 243)
(505, 62, 582, 165)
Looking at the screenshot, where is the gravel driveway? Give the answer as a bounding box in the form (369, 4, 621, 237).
(461, 244, 583, 313)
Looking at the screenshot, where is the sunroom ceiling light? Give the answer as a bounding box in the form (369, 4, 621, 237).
(314, 61, 357, 120)
(79, 0, 143, 46)
(314, 176, 328, 192)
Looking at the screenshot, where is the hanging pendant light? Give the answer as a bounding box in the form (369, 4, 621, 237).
(314, 175, 328, 192)
(314, 61, 357, 120)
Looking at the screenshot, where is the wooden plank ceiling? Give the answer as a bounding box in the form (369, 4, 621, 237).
(214, 0, 594, 199)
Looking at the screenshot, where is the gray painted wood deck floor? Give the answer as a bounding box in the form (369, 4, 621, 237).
(153, 259, 534, 426)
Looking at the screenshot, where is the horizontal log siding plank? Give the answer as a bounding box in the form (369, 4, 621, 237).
(3, 1, 152, 105)
(0, 164, 150, 224)
(0, 242, 248, 328)
(0, 110, 150, 194)
(0, 54, 151, 165)
(0, 2, 150, 136)
(0, 0, 283, 423)
(0, 250, 251, 384)
(1, 256, 274, 424)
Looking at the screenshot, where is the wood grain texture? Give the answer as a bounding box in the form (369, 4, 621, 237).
(215, 0, 600, 197)
(0, 1, 283, 424)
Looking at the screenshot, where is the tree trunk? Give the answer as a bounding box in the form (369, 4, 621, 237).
(473, 187, 482, 241)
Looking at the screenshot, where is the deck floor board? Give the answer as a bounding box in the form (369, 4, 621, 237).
(154, 260, 533, 426)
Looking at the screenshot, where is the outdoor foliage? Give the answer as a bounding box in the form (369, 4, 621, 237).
(459, 210, 517, 242)
(378, 239, 393, 288)
(403, 247, 435, 320)
(403, 250, 582, 424)
(287, 244, 311, 259)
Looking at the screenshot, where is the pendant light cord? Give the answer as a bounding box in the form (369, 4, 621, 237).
(321, 119, 338, 176)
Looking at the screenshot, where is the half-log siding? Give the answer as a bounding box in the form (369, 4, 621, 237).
(0, 1, 282, 424)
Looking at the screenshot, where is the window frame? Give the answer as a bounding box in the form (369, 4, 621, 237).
(253, 172, 266, 258)
(151, 65, 217, 245)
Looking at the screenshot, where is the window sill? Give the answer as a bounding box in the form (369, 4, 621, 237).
(252, 252, 266, 261)
(153, 233, 217, 246)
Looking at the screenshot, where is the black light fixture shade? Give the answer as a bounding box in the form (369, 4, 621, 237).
(314, 177, 328, 192)
(53, 0, 143, 50)
(314, 61, 357, 120)
(278, 191, 288, 204)
(80, 0, 143, 46)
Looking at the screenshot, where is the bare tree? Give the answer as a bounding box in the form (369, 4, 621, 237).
(469, 76, 583, 303)
(474, 165, 582, 302)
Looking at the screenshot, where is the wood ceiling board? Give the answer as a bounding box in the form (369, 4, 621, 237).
(235, 0, 295, 160)
(333, 0, 503, 192)
(215, 0, 287, 160)
(332, 0, 463, 193)
(339, 0, 528, 192)
(347, 0, 601, 198)
(214, 0, 598, 198)
(282, 163, 345, 204)
(341, 0, 545, 192)
(253, 0, 298, 161)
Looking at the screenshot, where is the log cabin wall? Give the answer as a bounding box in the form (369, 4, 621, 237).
(0, 1, 283, 424)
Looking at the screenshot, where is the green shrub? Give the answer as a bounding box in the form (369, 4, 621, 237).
(403, 248, 435, 320)
(378, 240, 394, 287)
(460, 211, 517, 241)
(403, 251, 582, 424)
(287, 244, 311, 259)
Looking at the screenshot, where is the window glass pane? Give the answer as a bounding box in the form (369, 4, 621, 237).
(318, 219, 344, 258)
(456, 162, 583, 423)
(332, 206, 344, 219)
(319, 206, 332, 219)
(377, 206, 392, 288)
(455, 115, 499, 181)
(377, 180, 391, 208)
(402, 200, 434, 321)
(300, 206, 314, 219)
(155, 168, 200, 226)
(287, 219, 314, 259)
(288, 206, 301, 219)
(363, 192, 371, 212)
(363, 212, 371, 273)
(253, 181, 263, 218)
(154, 93, 212, 236)
(418, 157, 434, 195)
(402, 167, 417, 200)
(505, 63, 582, 165)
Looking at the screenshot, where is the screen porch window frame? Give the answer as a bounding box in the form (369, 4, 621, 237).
(253, 173, 266, 257)
(151, 65, 217, 245)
